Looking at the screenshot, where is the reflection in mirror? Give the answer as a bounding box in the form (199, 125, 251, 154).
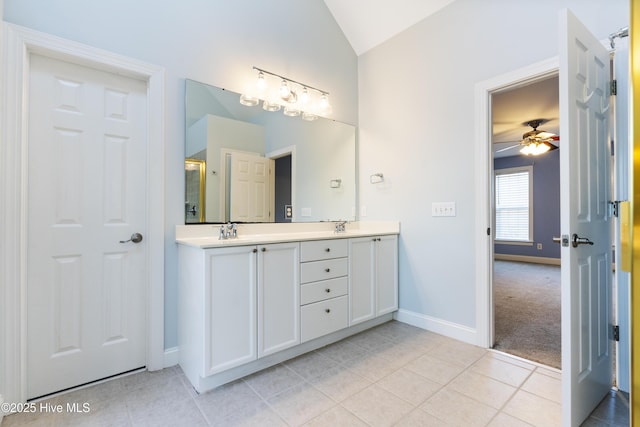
(185, 159, 206, 223)
(185, 79, 356, 224)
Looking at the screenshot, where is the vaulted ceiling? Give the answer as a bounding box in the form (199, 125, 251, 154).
(323, 0, 559, 159)
(322, 0, 457, 56)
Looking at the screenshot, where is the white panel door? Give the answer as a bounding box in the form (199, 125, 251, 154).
(559, 9, 613, 426)
(229, 152, 274, 222)
(27, 54, 147, 399)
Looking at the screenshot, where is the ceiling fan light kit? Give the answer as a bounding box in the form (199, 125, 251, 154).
(496, 118, 559, 156)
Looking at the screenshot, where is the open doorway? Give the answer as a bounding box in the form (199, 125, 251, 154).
(490, 74, 561, 368)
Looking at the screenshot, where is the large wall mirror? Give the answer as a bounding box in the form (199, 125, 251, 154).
(185, 79, 356, 224)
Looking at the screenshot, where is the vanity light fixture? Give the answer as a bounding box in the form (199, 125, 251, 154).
(240, 66, 332, 119)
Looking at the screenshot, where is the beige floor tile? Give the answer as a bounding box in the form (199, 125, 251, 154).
(376, 340, 429, 366)
(502, 390, 561, 426)
(405, 354, 466, 385)
(341, 385, 414, 427)
(427, 339, 486, 367)
(195, 379, 264, 424)
(266, 382, 335, 426)
(285, 351, 338, 381)
(394, 408, 448, 426)
(448, 370, 517, 409)
(471, 354, 534, 387)
(521, 371, 562, 403)
(303, 406, 368, 427)
(216, 401, 287, 427)
(341, 352, 403, 382)
(420, 387, 497, 427)
(487, 412, 535, 427)
(309, 366, 372, 402)
(376, 368, 441, 406)
(346, 329, 396, 352)
(243, 364, 304, 399)
(316, 340, 369, 364)
(128, 394, 207, 427)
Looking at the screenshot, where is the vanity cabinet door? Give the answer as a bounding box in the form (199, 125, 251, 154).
(204, 246, 257, 375)
(257, 242, 300, 357)
(348, 237, 376, 325)
(376, 235, 398, 315)
(349, 235, 398, 325)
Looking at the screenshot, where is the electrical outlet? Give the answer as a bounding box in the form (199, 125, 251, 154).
(537, 243, 543, 250)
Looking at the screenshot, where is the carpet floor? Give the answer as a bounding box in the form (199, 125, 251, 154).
(493, 260, 561, 369)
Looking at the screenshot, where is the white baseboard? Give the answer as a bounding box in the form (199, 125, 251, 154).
(163, 347, 180, 368)
(395, 309, 479, 346)
(494, 254, 560, 265)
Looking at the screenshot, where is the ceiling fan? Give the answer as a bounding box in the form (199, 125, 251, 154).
(495, 119, 559, 156)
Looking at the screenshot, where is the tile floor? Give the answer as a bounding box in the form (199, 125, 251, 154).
(2, 321, 628, 426)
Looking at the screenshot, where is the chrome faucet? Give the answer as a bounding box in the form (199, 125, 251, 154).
(334, 221, 347, 233)
(218, 222, 239, 240)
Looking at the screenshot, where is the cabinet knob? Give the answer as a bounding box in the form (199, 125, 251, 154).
(325, 308, 331, 313)
(261, 247, 266, 252)
(325, 288, 331, 293)
(325, 248, 331, 252)
(325, 268, 331, 272)
(252, 248, 258, 253)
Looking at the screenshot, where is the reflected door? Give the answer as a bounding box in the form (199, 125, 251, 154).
(229, 152, 275, 222)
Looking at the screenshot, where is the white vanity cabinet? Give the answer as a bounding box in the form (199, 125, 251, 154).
(178, 242, 299, 386)
(349, 235, 399, 325)
(300, 239, 349, 342)
(177, 223, 399, 393)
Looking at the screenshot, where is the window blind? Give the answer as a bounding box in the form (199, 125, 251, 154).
(495, 169, 531, 241)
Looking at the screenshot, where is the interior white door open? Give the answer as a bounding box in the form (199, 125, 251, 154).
(228, 152, 274, 222)
(559, 9, 613, 426)
(26, 54, 148, 399)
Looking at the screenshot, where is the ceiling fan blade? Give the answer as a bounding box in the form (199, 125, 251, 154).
(494, 144, 521, 153)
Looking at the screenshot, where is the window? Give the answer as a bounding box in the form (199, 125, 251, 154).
(495, 166, 533, 243)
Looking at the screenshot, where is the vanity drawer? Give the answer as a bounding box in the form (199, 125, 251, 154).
(300, 295, 348, 343)
(301, 277, 348, 305)
(300, 239, 348, 262)
(300, 258, 348, 283)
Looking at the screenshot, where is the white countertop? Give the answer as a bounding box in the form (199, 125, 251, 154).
(176, 221, 400, 249)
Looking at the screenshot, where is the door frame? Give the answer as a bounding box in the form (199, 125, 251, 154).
(474, 57, 559, 348)
(1, 23, 165, 405)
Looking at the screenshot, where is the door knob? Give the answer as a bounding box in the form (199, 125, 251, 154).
(571, 233, 593, 248)
(120, 233, 143, 244)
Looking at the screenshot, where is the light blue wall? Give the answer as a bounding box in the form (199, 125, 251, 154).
(494, 150, 561, 259)
(358, 0, 628, 329)
(3, 0, 357, 349)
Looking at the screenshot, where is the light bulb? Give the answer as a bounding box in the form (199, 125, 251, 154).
(256, 72, 266, 90)
(319, 93, 330, 110)
(300, 87, 310, 105)
(280, 80, 290, 99)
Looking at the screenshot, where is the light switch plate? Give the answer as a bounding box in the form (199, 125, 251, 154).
(431, 202, 456, 217)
